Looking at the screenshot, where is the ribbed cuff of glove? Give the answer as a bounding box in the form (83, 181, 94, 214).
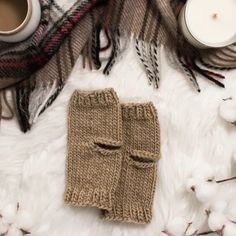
(74, 88, 119, 107)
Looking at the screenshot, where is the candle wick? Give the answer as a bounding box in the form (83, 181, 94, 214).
(212, 13, 218, 19)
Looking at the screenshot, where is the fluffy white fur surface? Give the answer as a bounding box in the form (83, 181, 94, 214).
(0, 43, 236, 236)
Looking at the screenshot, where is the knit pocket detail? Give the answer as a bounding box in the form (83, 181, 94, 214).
(128, 156, 154, 169)
(93, 138, 122, 155)
(127, 150, 158, 168)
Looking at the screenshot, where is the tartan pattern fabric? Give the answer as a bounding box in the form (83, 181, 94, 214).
(0, 0, 101, 131)
(0, 0, 98, 80)
(0, 0, 236, 131)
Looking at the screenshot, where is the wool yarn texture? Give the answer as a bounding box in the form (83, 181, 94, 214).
(64, 88, 123, 210)
(65, 88, 161, 224)
(1, 0, 236, 132)
(102, 103, 161, 224)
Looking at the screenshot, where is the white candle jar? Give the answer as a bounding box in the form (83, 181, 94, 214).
(179, 0, 236, 48)
(0, 0, 41, 43)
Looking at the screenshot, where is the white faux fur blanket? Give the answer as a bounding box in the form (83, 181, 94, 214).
(0, 43, 236, 236)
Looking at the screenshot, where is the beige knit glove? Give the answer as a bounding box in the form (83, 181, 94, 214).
(64, 88, 123, 210)
(102, 102, 160, 224)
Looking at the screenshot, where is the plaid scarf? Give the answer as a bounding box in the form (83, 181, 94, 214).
(0, 0, 236, 132)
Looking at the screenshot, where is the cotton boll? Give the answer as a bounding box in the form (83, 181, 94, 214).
(15, 209, 34, 231)
(211, 200, 227, 212)
(0, 218, 8, 234)
(208, 211, 228, 231)
(1, 204, 17, 223)
(165, 217, 187, 236)
(223, 222, 236, 236)
(195, 182, 218, 203)
(219, 99, 236, 123)
(6, 225, 23, 236)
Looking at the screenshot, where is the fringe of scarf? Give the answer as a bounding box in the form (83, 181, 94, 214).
(81, 0, 234, 94)
(1, 0, 236, 132)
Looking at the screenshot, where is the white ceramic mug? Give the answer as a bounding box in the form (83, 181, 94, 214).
(0, 0, 41, 43)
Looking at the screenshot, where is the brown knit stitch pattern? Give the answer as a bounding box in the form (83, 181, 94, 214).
(102, 102, 161, 224)
(64, 88, 123, 210)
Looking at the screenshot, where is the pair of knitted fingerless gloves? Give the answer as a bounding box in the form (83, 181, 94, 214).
(64, 88, 161, 224)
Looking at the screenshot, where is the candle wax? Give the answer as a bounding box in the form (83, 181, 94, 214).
(185, 0, 236, 47)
